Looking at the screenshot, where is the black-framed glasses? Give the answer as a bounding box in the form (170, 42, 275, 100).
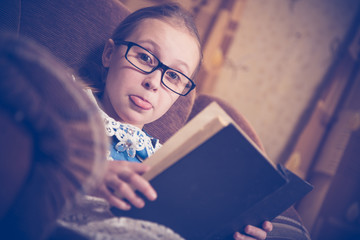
(113, 40, 196, 96)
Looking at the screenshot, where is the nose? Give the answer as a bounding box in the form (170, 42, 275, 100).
(142, 68, 163, 92)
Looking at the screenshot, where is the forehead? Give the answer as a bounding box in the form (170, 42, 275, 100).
(126, 18, 200, 74)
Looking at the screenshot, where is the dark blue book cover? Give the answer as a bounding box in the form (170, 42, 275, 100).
(111, 103, 313, 239)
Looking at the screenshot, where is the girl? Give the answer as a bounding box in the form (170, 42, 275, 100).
(81, 3, 272, 240)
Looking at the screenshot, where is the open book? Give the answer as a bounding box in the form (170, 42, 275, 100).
(111, 102, 313, 239)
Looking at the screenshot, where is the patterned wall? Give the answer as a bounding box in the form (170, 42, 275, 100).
(210, 0, 360, 162)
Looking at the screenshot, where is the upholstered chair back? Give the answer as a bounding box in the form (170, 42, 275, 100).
(0, 0, 196, 144)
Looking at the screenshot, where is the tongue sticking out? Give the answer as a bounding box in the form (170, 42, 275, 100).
(130, 95, 152, 110)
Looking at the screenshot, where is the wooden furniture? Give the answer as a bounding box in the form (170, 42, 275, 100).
(284, 8, 360, 240)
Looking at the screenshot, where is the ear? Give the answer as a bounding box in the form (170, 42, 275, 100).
(102, 39, 116, 67)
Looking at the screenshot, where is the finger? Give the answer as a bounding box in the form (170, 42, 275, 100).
(116, 167, 157, 201)
(112, 161, 150, 175)
(262, 221, 273, 232)
(233, 232, 255, 240)
(244, 225, 267, 240)
(96, 184, 131, 210)
(108, 176, 146, 208)
(126, 172, 157, 201)
(128, 162, 151, 174)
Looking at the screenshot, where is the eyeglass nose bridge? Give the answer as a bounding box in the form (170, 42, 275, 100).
(145, 62, 172, 88)
(147, 61, 170, 75)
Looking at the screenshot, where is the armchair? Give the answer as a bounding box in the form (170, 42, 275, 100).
(0, 0, 310, 239)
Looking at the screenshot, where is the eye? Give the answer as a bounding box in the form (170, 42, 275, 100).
(138, 53, 153, 64)
(184, 82, 191, 89)
(166, 71, 181, 81)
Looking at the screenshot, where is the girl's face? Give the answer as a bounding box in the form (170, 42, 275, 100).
(101, 18, 200, 129)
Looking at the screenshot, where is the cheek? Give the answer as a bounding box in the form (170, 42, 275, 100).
(106, 68, 133, 92)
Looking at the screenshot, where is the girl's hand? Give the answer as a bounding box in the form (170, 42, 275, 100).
(233, 221, 273, 240)
(93, 161, 157, 210)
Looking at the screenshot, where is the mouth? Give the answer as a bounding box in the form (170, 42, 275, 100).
(129, 95, 153, 110)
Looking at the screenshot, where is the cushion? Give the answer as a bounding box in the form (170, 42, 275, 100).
(144, 91, 196, 144)
(189, 94, 265, 151)
(1, 0, 128, 70)
(0, 34, 108, 240)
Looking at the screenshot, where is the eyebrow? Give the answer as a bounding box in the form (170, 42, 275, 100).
(136, 39, 191, 75)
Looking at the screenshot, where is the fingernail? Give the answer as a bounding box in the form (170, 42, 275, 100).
(136, 198, 145, 208)
(245, 225, 252, 234)
(150, 191, 157, 201)
(122, 203, 131, 210)
(234, 232, 243, 240)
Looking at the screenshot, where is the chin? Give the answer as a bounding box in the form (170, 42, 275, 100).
(123, 117, 147, 128)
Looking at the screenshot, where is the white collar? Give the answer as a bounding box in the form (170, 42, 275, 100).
(85, 89, 161, 159)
